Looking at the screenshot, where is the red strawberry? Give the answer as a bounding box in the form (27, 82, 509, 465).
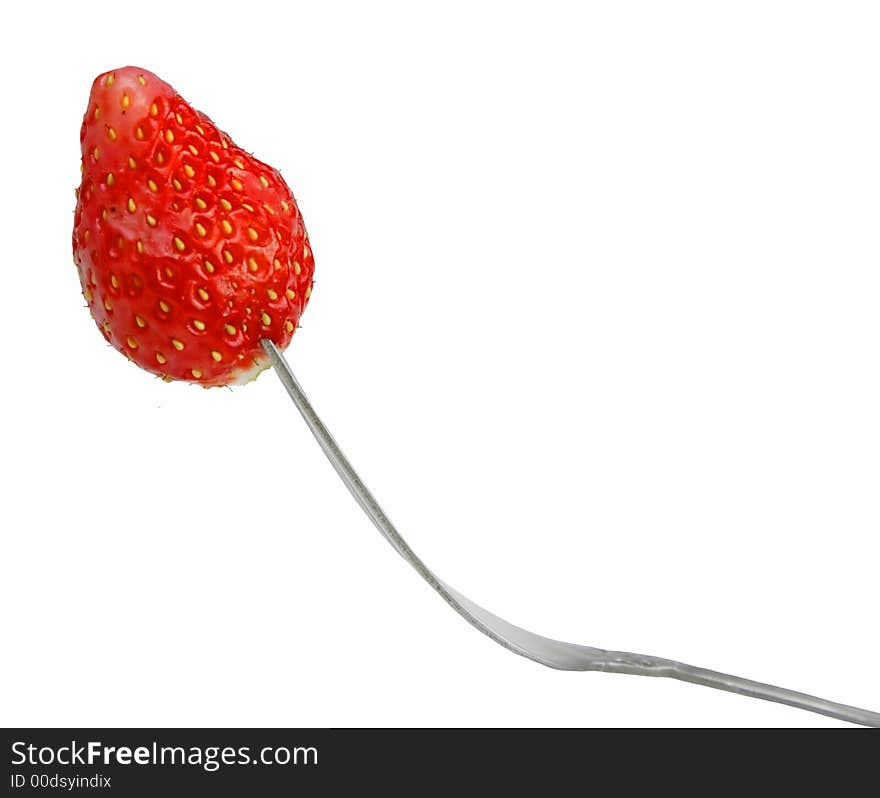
(73, 67, 315, 387)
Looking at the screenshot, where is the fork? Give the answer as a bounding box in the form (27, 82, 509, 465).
(261, 339, 879, 727)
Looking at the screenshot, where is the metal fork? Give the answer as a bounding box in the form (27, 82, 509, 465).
(261, 339, 879, 727)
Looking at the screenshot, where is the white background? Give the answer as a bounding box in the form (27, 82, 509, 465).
(1, 2, 877, 727)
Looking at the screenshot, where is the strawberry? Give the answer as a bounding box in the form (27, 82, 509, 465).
(72, 67, 315, 386)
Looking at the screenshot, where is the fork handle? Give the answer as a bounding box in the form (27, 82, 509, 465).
(261, 340, 880, 727)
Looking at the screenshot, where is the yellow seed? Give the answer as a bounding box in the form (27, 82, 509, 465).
(219, 198, 232, 211)
(259, 175, 269, 188)
(286, 288, 295, 300)
(135, 315, 146, 328)
(147, 179, 158, 193)
(93, 146, 101, 160)
(104, 299, 113, 311)
(106, 173, 114, 186)
(207, 174, 216, 188)
(273, 259, 281, 271)
(191, 369, 202, 379)
(223, 249, 233, 264)
(211, 350, 222, 362)
(126, 336, 138, 349)
(146, 214, 157, 227)
(221, 137, 228, 149)
(135, 126, 144, 140)
(110, 275, 119, 289)
(233, 157, 245, 168)
(188, 144, 198, 156)
(242, 203, 254, 213)
(138, 75, 147, 86)
(136, 240, 144, 254)
(175, 112, 183, 125)
(281, 201, 289, 212)
(293, 261, 301, 275)
(93, 106, 101, 121)
(267, 288, 278, 300)
(194, 197, 207, 210)
(303, 245, 310, 259)
(128, 156, 137, 169)
(221, 219, 232, 234)
(121, 93, 130, 109)
(183, 164, 195, 178)
(194, 222, 207, 237)
(204, 259, 215, 273)
(171, 339, 184, 351)
(102, 209, 108, 221)
(231, 178, 243, 191)
(305, 284, 312, 299)
(159, 300, 170, 312)
(225, 324, 236, 335)
(285, 320, 294, 332)
(107, 127, 117, 141)
(164, 129, 174, 144)
(261, 312, 271, 325)
(154, 352, 167, 365)
(127, 197, 137, 213)
(264, 203, 275, 215)
(172, 179, 182, 191)
(173, 236, 185, 252)
(195, 124, 205, 135)
(248, 257, 258, 272)
(247, 227, 258, 241)
(210, 151, 219, 163)
(156, 151, 164, 164)
(198, 288, 210, 301)
(105, 73, 115, 87)
(193, 319, 206, 331)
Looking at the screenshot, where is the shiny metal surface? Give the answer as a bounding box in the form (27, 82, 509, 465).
(262, 339, 879, 727)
